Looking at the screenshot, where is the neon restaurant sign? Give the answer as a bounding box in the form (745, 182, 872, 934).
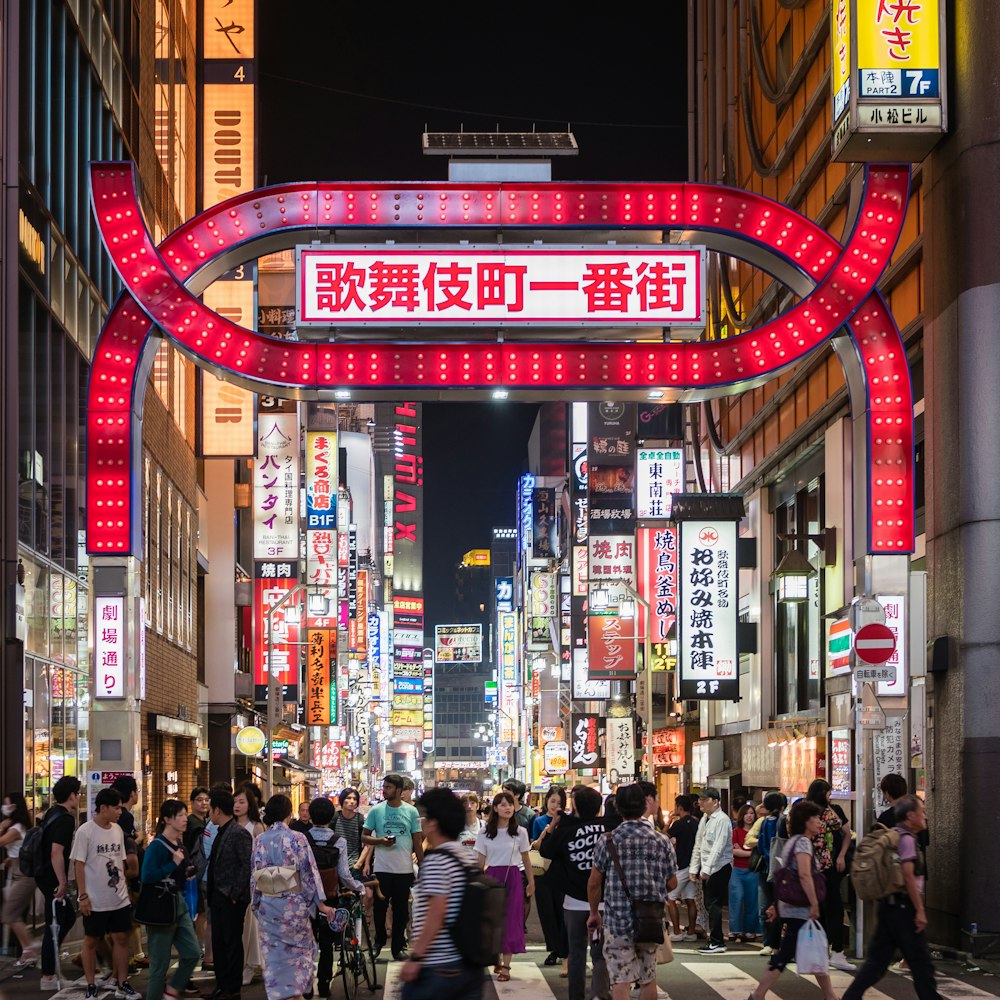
(87, 162, 913, 557)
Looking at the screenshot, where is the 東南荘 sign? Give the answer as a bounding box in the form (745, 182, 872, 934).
(297, 246, 706, 328)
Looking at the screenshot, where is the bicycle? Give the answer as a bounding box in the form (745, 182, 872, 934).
(337, 881, 380, 1000)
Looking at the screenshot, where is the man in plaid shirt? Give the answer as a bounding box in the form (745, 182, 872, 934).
(588, 785, 677, 1000)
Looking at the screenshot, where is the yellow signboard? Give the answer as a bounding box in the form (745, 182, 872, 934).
(202, 0, 255, 59)
(390, 709, 424, 727)
(203, 84, 255, 209)
(856, 0, 940, 71)
(235, 725, 266, 756)
(831, 0, 851, 121)
(462, 549, 491, 567)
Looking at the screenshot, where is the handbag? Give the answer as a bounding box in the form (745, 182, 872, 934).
(134, 880, 179, 927)
(655, 932, 674, 964)
(528, 849, 550, 877)
(134, 835, 182, 927)
(605, 834, 665, 945)
(773, 837, 827, 907)
(748, 845, 767, 874)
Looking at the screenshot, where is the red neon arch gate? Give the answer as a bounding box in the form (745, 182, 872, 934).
(87, 163, 913, 556)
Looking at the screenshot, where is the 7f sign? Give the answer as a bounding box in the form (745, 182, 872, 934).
(678, 520, 738, 700)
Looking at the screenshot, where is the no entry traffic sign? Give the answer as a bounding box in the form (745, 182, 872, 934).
(854, 622, 896, 665)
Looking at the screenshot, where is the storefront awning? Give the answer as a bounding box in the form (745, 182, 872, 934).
(275, 756, 321, 776)
(149, 713, 200, 740)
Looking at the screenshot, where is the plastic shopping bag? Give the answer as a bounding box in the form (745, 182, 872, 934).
(796, 919, 830, 975)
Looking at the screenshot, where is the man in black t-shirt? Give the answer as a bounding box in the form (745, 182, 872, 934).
(538, 785, 609, 1000)
(667, 795, 701, 941)
(38, 776, 81, 988)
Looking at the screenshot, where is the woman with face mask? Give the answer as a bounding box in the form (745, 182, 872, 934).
(0, 793, 39, 966)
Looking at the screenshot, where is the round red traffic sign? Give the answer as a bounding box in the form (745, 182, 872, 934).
(854, 622, 896, 665)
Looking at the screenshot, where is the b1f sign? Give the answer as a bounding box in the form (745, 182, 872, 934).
(678, 521, 738, 700)
(297, 246, 706, 330)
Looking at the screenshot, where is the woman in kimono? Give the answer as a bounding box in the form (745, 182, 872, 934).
(251, 794, 336, 1000)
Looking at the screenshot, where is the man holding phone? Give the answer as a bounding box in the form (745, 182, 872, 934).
(363, 775, 424, 961)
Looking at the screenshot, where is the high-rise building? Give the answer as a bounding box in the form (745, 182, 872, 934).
(3, 1, 201, 827)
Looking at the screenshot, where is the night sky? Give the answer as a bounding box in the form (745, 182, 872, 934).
(259, 4, 688, 627)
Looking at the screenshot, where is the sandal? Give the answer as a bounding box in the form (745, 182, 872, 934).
(497, 965, 511, 982)
(493, 964, 502, 976)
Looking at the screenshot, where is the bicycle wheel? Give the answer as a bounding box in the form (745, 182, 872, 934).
(340, 932, 360, 1000)
(358, 909, 378, 991)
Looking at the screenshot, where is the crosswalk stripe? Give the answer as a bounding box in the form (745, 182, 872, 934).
(934, 974, 1000, 1000)
(681, 961, 772, 1000)
(383, 957, 558, 1000)
(804, 966, 894, 1000)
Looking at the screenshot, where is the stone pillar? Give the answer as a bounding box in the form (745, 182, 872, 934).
(89, 557, 144, 816)
(923, 0, 1000, 943)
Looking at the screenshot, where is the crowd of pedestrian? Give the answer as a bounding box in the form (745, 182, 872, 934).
(0, 771, 941, 1000)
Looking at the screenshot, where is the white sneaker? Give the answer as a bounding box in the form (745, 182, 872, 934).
(669, 933, 686, 943)
(657, 989, 670, 1000)
(829, 952, 854, 972)
(115, 980, 143, 1000)
(758, 945, 772, 956)
(683, 934, 698, 942)
(40, 976, 61, 991)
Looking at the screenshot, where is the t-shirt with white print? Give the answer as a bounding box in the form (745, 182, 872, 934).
(70, 820, 130, 911)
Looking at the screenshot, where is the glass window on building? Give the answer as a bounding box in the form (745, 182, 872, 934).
(774, 479, 823, 715)
(24, 656, 88, 817)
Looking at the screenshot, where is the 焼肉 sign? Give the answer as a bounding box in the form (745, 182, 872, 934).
(297, 246, 706, 328)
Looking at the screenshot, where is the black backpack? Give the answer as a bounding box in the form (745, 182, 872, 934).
(306, 830, 341, 898)
(20, 809, 60, 879)
(434, 848, 507, 966)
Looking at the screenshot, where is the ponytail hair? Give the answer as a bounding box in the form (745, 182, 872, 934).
(155, 798, 187, 836)
(262, 793, 293, 827)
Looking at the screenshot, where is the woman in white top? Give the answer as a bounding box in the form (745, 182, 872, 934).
(459, 793, 484, 858)
(234, 786, 265, 986)
(0, 792, 40, 965)
(474, 791, 534, 982)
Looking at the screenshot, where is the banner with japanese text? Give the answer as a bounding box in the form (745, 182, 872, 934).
(253, 578, 300, 698)
(297, 247, 706, 328)
(306, 629, 335, 725)
(569, 713, 605, 770)
(254, 412, 299, 564)
(606, 717, 636, 783)
(587, 606, 636, 680)
(588, 402, 635, 535)
(678, 520, 738, 700)
(637, 526, 678, 644)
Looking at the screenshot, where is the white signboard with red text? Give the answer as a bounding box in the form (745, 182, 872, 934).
(297, 246, 706, 328)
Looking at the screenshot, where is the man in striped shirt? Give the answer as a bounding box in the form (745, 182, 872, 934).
(399, 789, 484, 1000)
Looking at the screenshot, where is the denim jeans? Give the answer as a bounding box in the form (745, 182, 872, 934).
(728, 866, 762, 935)
(564, 907, 610, 1000)
(400, 962, 484, 1000)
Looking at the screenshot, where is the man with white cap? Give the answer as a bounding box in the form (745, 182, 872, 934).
(689, 788, 733, 954)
